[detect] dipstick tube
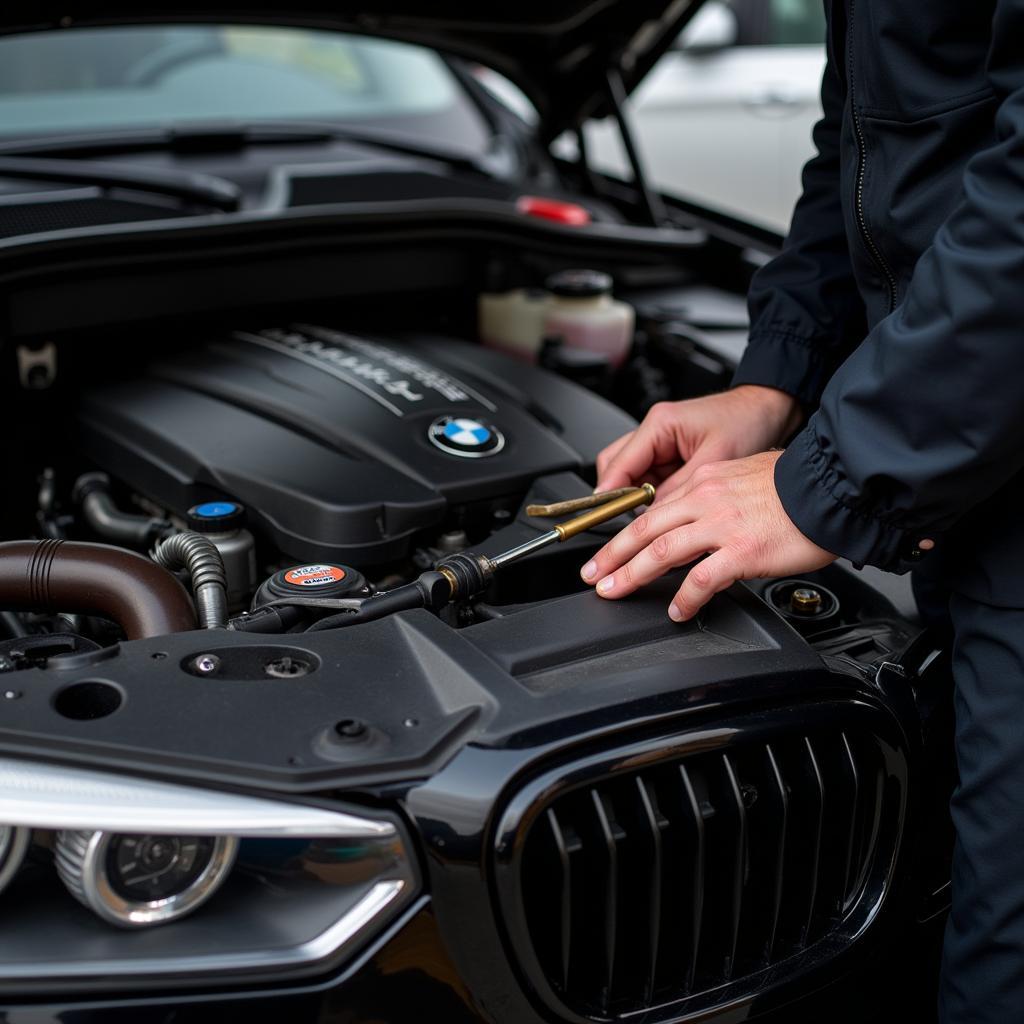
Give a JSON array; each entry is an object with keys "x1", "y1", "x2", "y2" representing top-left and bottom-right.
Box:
[{"x1": 488, "y1": 483, "x2": 654, "y2": 570}]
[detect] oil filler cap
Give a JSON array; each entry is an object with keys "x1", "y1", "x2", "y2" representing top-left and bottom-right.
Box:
[{"x1": 253, "y1": 563, "x2": 369, "y2": 608}]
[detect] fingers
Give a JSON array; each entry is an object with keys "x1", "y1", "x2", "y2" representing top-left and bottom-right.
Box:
[
  {"x1": 586, "y1": 522, "x2": 715, "y2": 600},
  {"x1": 581, "y1": 450, "x2": 836, "y2": 625},
  {"x1": 581, "y1": 499, "x2": 696, "y2": 584},
  {"x1": 596, "y1": 431, "x2": 677, "y2": 492},
  {"x1": 594, "y1": 404, "x2": 684, "y2": 492},
  {"x1": 669, "y1": 549, "x2": 742, "y2": 621}
]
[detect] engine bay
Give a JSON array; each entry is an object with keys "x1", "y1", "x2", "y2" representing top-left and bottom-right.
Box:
[
  {"x1": 0, "y1": 308, "x2": 912, "y2": 654},
  {"x1": 0, "y1": 301, "x2": 919, "y2": 709}
]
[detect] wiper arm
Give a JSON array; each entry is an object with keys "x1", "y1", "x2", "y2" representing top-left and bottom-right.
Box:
[
  {"x1": 0, "y1": 155, "x2": 241, "y2": 212},
  {"x1": 0, "y1": 120, "x2": 512, "y2": 180},
  {"x1": 0, "y1": 124, "x2": 335, "y2": 159}
]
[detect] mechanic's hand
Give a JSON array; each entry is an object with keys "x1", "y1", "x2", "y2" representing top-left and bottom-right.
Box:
[
  {"x1": 595, "y1": 385, "x2": 802, "y2": 505},
  {"x1": 581, "y1": 450, "x2": 835, "y2": 621}
]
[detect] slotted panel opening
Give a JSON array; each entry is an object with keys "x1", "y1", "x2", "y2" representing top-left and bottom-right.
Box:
[{"x1": 512, "y1": 720, "x2": 901, "y2": 1020}]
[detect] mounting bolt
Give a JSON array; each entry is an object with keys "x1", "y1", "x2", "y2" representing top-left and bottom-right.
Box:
[
  {"x1": 790, "y1": 587, "x2": 823, "y2": 615},
  {"x1": 190, "y1": 653, "x2": 221, "y2": 675}
]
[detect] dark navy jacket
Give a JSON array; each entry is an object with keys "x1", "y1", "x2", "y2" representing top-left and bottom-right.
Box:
[{"x1": 732, "y1": 0, "x2": 1024, "y2": 603}]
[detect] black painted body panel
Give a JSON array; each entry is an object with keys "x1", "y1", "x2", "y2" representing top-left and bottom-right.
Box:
[{"x1": 0, "y1": 572, "x2": 824, "y2": 792}]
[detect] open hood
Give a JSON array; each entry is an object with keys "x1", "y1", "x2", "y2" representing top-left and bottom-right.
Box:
[{"x1": 0, "y1": 1, "x2": 703, "y2": 140}]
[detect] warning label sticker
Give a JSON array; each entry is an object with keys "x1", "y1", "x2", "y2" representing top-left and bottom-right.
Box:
[{"x1": 283, "y1": 565, "x2": 347, "y2": 588}]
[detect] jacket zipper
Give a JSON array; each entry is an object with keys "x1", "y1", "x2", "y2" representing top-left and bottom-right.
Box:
[{"x1": 848, "y1": 0, "x2": 898, "y2": 313}]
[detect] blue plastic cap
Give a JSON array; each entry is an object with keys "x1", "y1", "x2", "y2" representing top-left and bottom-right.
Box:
[{"x1": 194, "y1": 501, "x2": 238, "y2": 518}]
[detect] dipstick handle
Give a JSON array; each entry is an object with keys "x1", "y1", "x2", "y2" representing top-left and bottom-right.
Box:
[
  {"x1": 553, "y1": 483, "x2": 655, "y2": 541},
  {"x1": 486, "y1": 484, "x2": 655, "y2": 572}
]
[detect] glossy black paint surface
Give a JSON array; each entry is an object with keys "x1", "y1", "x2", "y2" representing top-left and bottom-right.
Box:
[
  {"x1": 0, "y1": 904, "x2": 488, "y2": 1024},
  {"x1": 404, "y1": 692, "x2": 923, "y2": 1024}
]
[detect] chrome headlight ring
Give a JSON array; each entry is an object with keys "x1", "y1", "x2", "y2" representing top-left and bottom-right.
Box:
[{"x1": 56, "y1": 829, "x2": 239, "y2": 928}]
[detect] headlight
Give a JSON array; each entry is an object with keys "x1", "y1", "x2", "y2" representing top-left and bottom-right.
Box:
[
  {"x1": 0, "y1": 758, "x2": 418, "y2": 992},
  {"x1": 56, "y1": 830, "x2": 239, "y2": 927}
]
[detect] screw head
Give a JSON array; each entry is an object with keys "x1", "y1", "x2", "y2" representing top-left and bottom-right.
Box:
[{"x1": 190, "y1": 653, "x2": 221, "y2": 675}]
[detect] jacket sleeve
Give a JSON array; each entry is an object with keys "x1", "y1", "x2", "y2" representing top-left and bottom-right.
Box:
[
  {"x1": 774, "y1": 0, "x2": 1024, "y2": 572},
  {"x1": 731, "y1": 42, "x2": 867, "y2": 406}
]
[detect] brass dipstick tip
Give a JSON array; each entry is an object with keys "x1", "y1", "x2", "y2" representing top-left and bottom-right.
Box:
[{"x1": 526, "y1": 486, "x2": 636, "y2": 518}]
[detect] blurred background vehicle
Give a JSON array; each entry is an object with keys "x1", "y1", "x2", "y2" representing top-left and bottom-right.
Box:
[{"x1": 479, "y1": 0, "x2": 826, "y2": 234}]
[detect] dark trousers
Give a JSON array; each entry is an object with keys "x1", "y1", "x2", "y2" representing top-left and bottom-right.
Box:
[{"x1": 935, "y1": 592, "x2": 1024, "y2": 1021}]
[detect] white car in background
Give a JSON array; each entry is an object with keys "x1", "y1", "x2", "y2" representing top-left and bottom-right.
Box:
[
  {"x1": 588, "y1": 0, "x2": 826, "y2": 233},
  {"x1": 482, "y1": 0, "x2": 826, "y2": 235}
]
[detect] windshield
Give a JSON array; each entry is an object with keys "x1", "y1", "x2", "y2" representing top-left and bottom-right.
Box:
[{"x1": 0, "y1": 25, "x2": 492, "y2": 151}]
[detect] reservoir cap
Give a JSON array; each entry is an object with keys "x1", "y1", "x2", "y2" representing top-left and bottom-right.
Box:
[
  {"x1": 546, "y1": 268, "x2": 613, "y2": 298},
  {"x1": 254, "y1": 563, "x2": 369, "y2": 608},
  {"x1": 187, "y1": 501, "x2": 246, "y2": 534}
]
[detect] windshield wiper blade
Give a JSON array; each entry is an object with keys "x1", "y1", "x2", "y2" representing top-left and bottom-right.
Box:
[
  {"x1": 0, "y1": 120, "x2": 508, "y2": 180},
  {"x1": 0, "y1": 155, "x2": 241, "y2": 212},
  {"x1": 0, "y1": 124, "x2": 335, "y2": 159}
]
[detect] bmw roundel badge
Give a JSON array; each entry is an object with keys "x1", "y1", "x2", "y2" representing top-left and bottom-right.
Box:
[{"x1": 428, "y1": 416, "x2": 505, "y2": 458}]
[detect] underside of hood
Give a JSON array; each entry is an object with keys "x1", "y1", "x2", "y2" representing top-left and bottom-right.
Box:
[{"x1": 2, "y1": 1, "x2": 703, "y2": 140}]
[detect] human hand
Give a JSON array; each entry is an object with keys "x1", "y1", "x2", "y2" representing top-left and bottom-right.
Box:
[
  {"x1": 581, "y1": 450, "x2": 835, "y2": 621},
  {"x1": 595, "y1": 385, "x2": 802, "y2": 505}
]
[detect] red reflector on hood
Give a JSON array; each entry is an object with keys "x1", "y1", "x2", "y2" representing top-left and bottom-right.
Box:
[{"x1": 516, "y1": 196, "x2": 592, "y2": 226}]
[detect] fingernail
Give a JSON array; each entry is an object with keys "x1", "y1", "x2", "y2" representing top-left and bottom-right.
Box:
[
  {"x1": 597, "y1": 575, "x2": 615, "y2": 594},
  {"x1": 668, "y1": 602, "x2": 683, "y2": 622},
  {"x1": 581, "y1": 560, "x2": 597, "y2": 581}
]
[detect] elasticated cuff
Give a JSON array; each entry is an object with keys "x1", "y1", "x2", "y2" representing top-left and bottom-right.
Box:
[
  {"x1": 731, "y1": 329, "x2": 840, "y2": 408},
  {"x1": 774, "y1": 426, "x2": 916, "y2": 573}
]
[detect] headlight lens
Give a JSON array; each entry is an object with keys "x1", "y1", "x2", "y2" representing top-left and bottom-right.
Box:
[
  {"x1": 56, "y1": 830, "x2": 239, "y2": 927},
  {"x1": 0, "y1": 758, "x2": 418, "y2": 991}
]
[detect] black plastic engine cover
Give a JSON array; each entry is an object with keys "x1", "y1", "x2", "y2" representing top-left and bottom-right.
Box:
[{"x1": 75, "y1": 324, "x2": 635, "y2": 563}]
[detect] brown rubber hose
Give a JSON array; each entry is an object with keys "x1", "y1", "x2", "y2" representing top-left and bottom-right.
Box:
[{"x1": 0, "y1": 540, "x2": 196, "y2": 639}]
